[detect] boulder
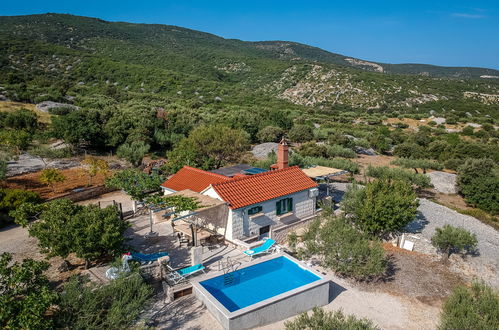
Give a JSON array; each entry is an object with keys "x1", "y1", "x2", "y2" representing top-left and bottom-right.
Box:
[
  {"x1": 353, "y1": 146, "x2": 376, "y2": 156},
  {"x1": 36, "y1": 101, "x2": 79, "y2": 113},
  {"x1": 427, "y1": 171, "x2": 458, "y2": 194},
  {"x1": 251, "y1": 142, "x2": 279, "y2": 159}
]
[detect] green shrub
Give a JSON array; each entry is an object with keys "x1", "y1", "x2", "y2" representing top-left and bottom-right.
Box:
[
  {"x1": 443, "y1": 158, "x2": 463, "y2": 171},
  {"x1": 461, "y1": 126, "x2": 475, "y2": 136},
  {"x1": 116, "y1": 140, "x2": 150, "y2": 166},
  {"x1": 256, "y1": 126, "x2": 284, "y2": 143},
  {"x1": 12, "y1": 199, "x2": 129, "y2": 267},
  {"x1": 289, "y1": 154, "x2": 359, "y2": 174},
  {"x1": 285, "y1": 307, "x2": 379, "y2": 330},
  {"x1": 288, "y1": 124, "x2": 314, "y2": 142},
  {"x1": 0, "y1": 188, "x2": 41, "y2": 226},
  {"x1": 341, "y1": 180, "x2": 419, "y2": 237},
  {"x1": 439, "y1": 282, "x2": 498, "y2": 330},
  {"x1": 393, "y1": 142, "x2": 424, "y2": 158},
  {"x1": 297, "y1": 216, "x2": 387, "y2": 281},
  {"x1": 457, "y1": 158, "x2": 499, "y2": 214},
  {"x1": 326, "y1": 144, "x2": 357, "y2": 158},
  {"x1": 391, "y1": 158, "x2": 443, "y2": 174},
  {"x1": 56, "y1": 273, "x2": 152, "y2": 330},
  {"x1": 366, "y1": 165, "x2": 431, "y2": 188},
  {"x1": 0, "y1": 252, "x2": 57, "y2": 329},
  {"x1": 431, "y1": 225, "x2": 478, "y2": 261}
]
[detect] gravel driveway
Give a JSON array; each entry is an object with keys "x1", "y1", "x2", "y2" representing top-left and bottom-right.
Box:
[
  {"x1": 330, "y1": 183, "x2": 499, "y2": 287},
  {"x1": 409, "y1": 199, "x2": 499, "y2": 287}
]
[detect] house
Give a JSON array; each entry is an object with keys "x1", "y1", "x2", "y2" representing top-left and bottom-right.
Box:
[
  {"x1": 161, "y1": 139, "x2": 319, "y2": 244},
  {"x1": 160, "y1": 166, "x2": 230, "y2": 195},
  {"x1": 202, "y1": 165, "x2": 318, "y2": 242}
]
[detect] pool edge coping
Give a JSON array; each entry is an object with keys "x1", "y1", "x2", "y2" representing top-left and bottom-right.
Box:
[{"x1": 191, "y1": 252, "x2": 331, "y2": 320}]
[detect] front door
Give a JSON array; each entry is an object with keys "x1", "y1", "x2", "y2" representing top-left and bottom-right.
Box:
[{"x1": 259, "y1": 225, "x2": 270, "y2": 240}]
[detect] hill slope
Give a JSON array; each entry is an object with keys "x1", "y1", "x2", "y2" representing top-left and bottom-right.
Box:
[{"x1": 0, "y1": 13, "x2": 498, "y2": 115}]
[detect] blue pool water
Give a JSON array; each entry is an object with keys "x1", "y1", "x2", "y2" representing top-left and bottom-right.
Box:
[{"x1": 200, "y1": 256, "x2": 321, "y2": 312}]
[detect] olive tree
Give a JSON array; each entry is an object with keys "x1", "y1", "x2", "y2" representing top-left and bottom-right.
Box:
[
  {"x1": 431, "y1": 225, "x2": 478, "y2": 262},
  {"x1": 439, "y1": 281, "x2": 498, "y2": 330},
  {"x1": 285, "y1": 307, "x2": 379, "y2": 330},
  {"x1": 0, "y1": 253, "x2": 57, "y2": 329},
  {"x1": 342, "y1": 179, "x2": 419, "y2": 237},
  {"x1": 12, "y1": 199, "x2": 128, "y2": 268}
]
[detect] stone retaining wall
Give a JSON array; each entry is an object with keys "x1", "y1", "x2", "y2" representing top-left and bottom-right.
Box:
[
  {"x1": 272, "y1": 215, "x2": 317, "y2": 243},
  {"x1": 47, "y1": 185, "x2": 117, "y2": 203}
]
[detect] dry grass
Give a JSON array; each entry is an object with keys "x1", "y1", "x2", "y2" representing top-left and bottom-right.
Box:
[{"x1": 0, "y1": 100, "x2": 51, "y2": 124}]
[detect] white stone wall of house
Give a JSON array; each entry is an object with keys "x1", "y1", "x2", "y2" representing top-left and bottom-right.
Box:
[{"x1": 231, "y1": 189, "x2": 316, "y2": 241}]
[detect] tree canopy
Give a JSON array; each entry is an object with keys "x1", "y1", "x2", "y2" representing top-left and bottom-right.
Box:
[
  {"x1": 342, "y1": 180, "x2": 419, "y2": 237},
  {"x1": 12, "y1": 199, "x2": 128, "y2": 267},
  {"x1": 166, "y1": 124, "x2": 250, "y2": 173},
  {"x1": 0, "y1": 253, "x2": 57, "y2": 329}
]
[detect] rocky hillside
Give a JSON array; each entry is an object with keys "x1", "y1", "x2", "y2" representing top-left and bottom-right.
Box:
[{"x1": 0, "y1": 13, "x2": 498, "y2": 117}]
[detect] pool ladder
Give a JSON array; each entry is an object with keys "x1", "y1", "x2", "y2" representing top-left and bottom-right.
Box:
[{"x1": 219, "y1": 256, "x2": 241, "y2": 286}]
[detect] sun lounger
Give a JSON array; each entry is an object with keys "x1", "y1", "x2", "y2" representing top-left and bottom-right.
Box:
[
  {"x1": 243, "y1": 238, "x2": 276, "y2": 259},
  {"x1": 167, "y1": 264, "x2": 206, "y2": 284},
  {"x1": 131, "y1": 251, "x2": 168, "y2": 263}
]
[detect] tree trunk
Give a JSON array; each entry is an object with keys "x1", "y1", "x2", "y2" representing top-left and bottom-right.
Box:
[
  {"x1": 413, "y1": 168, "x2": 419, "y2": 174},
  {"x1": 85, "y1": 259, "x2": 91, "y2": 269},
  {"x1": 441, "y1": 249, "x2": 450, "y2": 264}
]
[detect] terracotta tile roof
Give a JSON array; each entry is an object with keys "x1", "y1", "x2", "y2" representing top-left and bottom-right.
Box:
[
  {"x1": 161, "y1": 166, "x2": 230, "y2": 193},
  {"x1": 210, "y1": 166, "x2": 317, "y2": 209}
]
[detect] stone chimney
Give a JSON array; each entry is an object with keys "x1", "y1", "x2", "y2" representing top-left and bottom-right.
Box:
[{"x1": 272, "y1": 138, "x2": 289, "y2": 170}]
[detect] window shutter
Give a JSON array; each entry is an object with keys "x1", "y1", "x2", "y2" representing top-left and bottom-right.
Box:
[
  {"x1": 287, "y1": 198, "x2": 293, "y2": 212},
  {"x1": 276, "y1": 201, "x2": 281, "y2": 215}
]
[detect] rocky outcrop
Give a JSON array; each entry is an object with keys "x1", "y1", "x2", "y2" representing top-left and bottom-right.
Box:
[{"x1": 36, "y1": 101, "x2": 79, "y2": 113}]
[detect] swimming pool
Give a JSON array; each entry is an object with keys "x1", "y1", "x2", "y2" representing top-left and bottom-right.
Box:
[
  {"x1": 193, "y1": 253, "x2": 330, "y2": 329},
  {"x1": 200, "y1": 255, "x2": 321, "y2": 312}
]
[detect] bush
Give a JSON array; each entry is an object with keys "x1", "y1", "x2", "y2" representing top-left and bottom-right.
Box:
[
  {"x1": 439, "y1": 282, "x2": 498, "y2": 330},
  {"x1": 342, "y1": 180, "x2": 419, "y2": 237},
  {"x1": 256, "y1": 125, "x2": 284, "y2": 143},
  {"x1": 0, "y1": 188, "x2": 41, "y2": 226},
  {"x1": 391, "y1": 158, "x2": 443, "y2": 174},
  {"x1": 296, "y1": 142, "x2": 328, "y2": 158},
  {"x1": 2, "y1": 109, "x2": 38, "y2": 132},
  {"x1": 12, "y1": 199, "x2": 129, "y2": 267},
  {"x1": 297, "y1": 216, "x2": 387, "y2": 281},
  {"x1": 366, "y1": 165, "x2": 431, "y2": 188},
  {"x1": 285, "y1": 307, "x2": 379, "y2": 330},
  {"x1": 443, "y1": 158, "x2": 463, "y2": 171},
  {"x1": 39, "y1": 168, "x2": 66, "y2": 192},
  {"x1": 461, "y1": 125, "x2": 475, "y2": 136},
  {"x1": 457, "y1": 158, "x2": 499, "y2": 214},
  {"x1": 431, "y1": 225, "x2": 478, "y2": 261},
  {"x1": 326, "y1": 144, "x2": 356, "y2": 158},
  {"x1": 116, "y1": 140, "x2": 150, "y2": 166},
  {"x1": 288, "y1": 124, "x2": 314, "y2": 142},
  {"x1": 393, "y1": 142, "x2": 424, "y2": 158},
  {"x1": 56, "y1": 273, "x2": 152, "y2": 330},
  {"x1": 0, "y1": 253, "x2": 57, "y2": 329}
]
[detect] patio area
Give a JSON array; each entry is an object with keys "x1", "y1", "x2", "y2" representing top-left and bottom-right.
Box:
[{"x1": 125, "y1": 211, "x2": 248, "y2": 274}]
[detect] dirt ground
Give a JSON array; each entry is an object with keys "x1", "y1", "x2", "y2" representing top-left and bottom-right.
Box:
[
  {"x1": 4, "y1": 167, "x2": 109, "y2": 199},
  {"x1": 366, "y1": 244, "x2": 465, "y2": 305}
]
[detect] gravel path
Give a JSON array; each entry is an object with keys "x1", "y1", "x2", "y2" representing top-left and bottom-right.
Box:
[
  {"x1": 409, "y1": 199, "x2": 499, "y2": 287},
  {"x1": 329, "y1": 183, "x2": 499, "y2": 287}
]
